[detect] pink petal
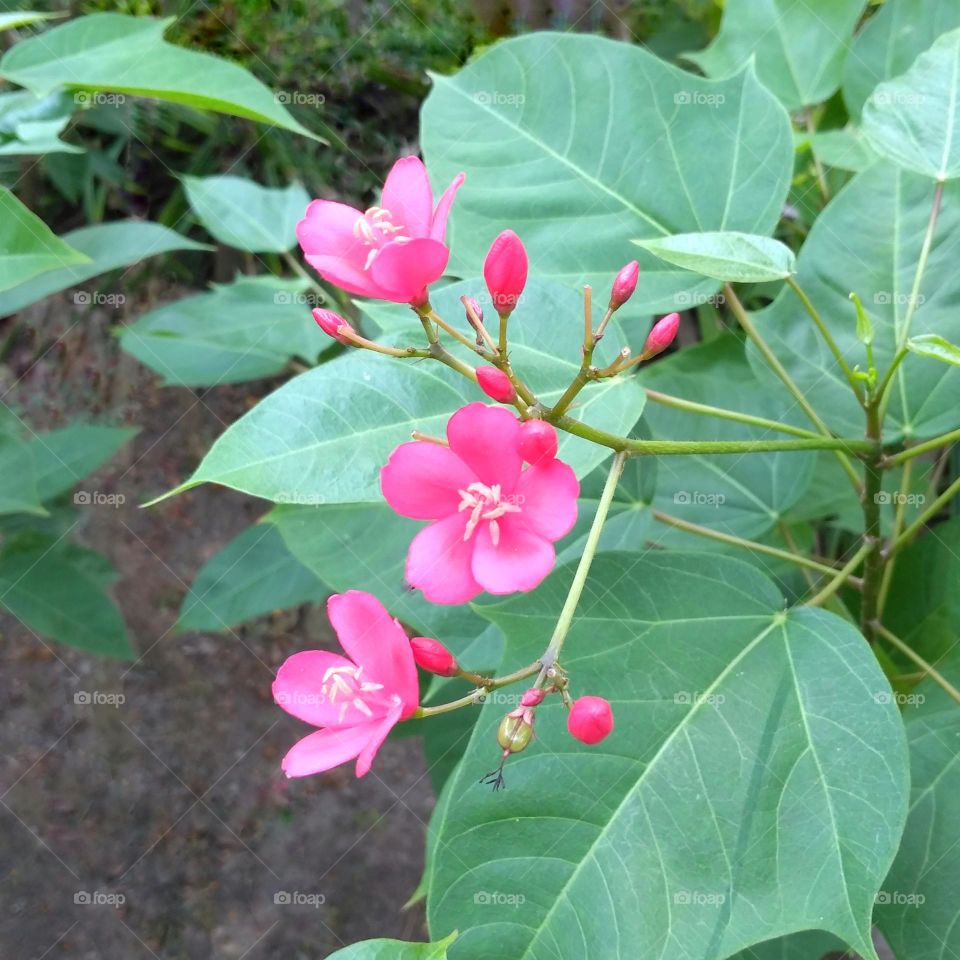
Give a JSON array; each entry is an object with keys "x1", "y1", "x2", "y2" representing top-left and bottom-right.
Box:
[
  {"x1": 406, "y1": 512, "x2": 481, "y2": 605},
  {"x1": 514, "y1": 459, "x2": 580, "y2": 541},
  {"x1": 446, "y1": 403, "x2": 522, "y2": 489},
  {"x1": 355, "y1": 700, "x2": 404, "y2": 777},
  {"x1": 273, "y1": 650, "x2": 387, "y2": 728},
  {"x1": 369, "y1": 237, "x2": 450, "y2": 303},
  {"x1": 430, "y1": 172, "x2": 465, "y2": 242},
  {"x1": 472, "y1": 516, "x2": 556, "y2": 595},
  {"x1": 296, "y1": 199, "x2": 365, "y2": 260},
  {"x1": 380, "y1": 156, "x2": 434, "y2": 238},
  {"x1": 281, "y1": 723, "x2": 376, "y2": 778},
  {"x1": 327, "y1": 591, "x2": 419, "y2": 714},
  {"x1": 305, "y1": 253, "x2": 393, "y2": 300},
  {"x1": 381, "y1": 441, "x2": 475, "y2": 520}
]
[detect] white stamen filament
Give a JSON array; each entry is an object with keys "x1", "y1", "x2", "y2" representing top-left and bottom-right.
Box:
[
  {"x1": 457, "y1": 481, "x2": 522, "y2": 545},
  {"x1": 352, "y1": 206, "x2": 410, "y2": 271}
]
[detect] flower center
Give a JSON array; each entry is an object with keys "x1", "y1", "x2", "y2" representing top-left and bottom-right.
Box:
[
  {"x1": 457, "y1": 481, "x2": 523, "y2": 547},
  {"x1": 352, "y1": 206, "x2": 411, "y2": 270},
  {"x1": 321, "y1": 663, "x2": 393, "y2": 724}
]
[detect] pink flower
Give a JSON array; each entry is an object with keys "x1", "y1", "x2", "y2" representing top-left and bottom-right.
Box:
[
  {"x1": 312, "y1": 307, "x2": 355, "y2": 345},
  {"x1": 643, "y1": 312, "x2": 680, "y2": 358},
  {"x1": 518, "y1": 419, "x2": 558, "y2": 465},
  {"x1": 567, "y1": 696, "x2": 614, "y2": 744},
  {"x1": 272, "y1": 591, "x2": 420, "y2": 778},
  {"x1": 380, "y1": 403, "x2": 579, "y2": 604},
  {"x1": 609, "y1": 260, "x2": 639, "y2": 309},
  {"x1": 409, "y1": 636, "x2": 459, "y2": 677},
  {"x1": 296, "y1": 156, "x2": 465, "y2": 304},
  {"x1": 483, "y1": 230, "x2": 528, "y2": 314}
]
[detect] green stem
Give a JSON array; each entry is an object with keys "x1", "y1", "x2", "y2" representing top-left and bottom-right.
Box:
[
  {"x1": 806, "y1": 543, "x2": 869, "y2": 608},
  {"x1": 785, "y1": 276, "x2": 863, "y2": 401},
  {"x1": 883, "y1": 426, "x2": 960, "y2": 468},
  {"x1": 887, "y1": 473, "x2": 960, "y2": 558},
  {"x1": 413, "y1": 661, "x2": 542, "y2": 718},
  {"x1": 652, "y1": 510, "x2": 859, "y2": 582},
  {"x1": 876, "y1": 457, "x2": 914, "y2": 616},
  {"x1": 873, "y1": 622, "x2": 960, "y2": 707},
  {"x1": 540, "y1": 451, "x2": 627, "y2": 671},
  {"x1": 859, "y1": 401, "x2": 884, "y2": 639},
  {"x1": 723, "y1": 284, "x2": 863, "y2": 493},
  {"x1": 645, "y1": 388, "x2": 824, "y2": 440},
  {"x1": 899, "y1": 179, "x2": 944, "y2": 348}
]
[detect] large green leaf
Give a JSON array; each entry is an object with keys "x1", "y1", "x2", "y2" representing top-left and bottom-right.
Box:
[
  {"x1": 641, "y1": 336, "x2": 816, "y2": 545},
  {"x1": 747, "y1": 164, "x2": 960, "y2": 443},
  {"x1": 421, "y1": 33, "x2": 793, "y2": 313},
  {"x1": 634, "y1": 231, "x2": 796, "y2": 283},
  {"x1": 163, "y1": 279, "x2": 645, "y2": 503},
  {"x1": 729, "y1": 931, "x2": 846, "y2": 960},
  {"x1": 686, "y1": 0, "x2": 867, "y2": 112},
  {"x1": 0, "y1": 188, "x2": 88, "y2": 292},
  {"x1": 121, "y1": 276, "x2": 323, "y2": 386},
  {"x1": 182, "y1": 175, "x2": 310, "y2": 253},
  {"x1": 0, "y1": 543, "x2": 132, "y2": 657},
  {"x1": 0, "y1": 433, "x2": 42, "y2": 515},
  {"x1": 177, "y1": 522, "x2": 326, "y2": 632},
  {"x1": 862, "y1": 28, "x2": 960, "y2": 181},
  {"x1": 427, "y1": 552, "x2": 908, "y2": 960},
  {"x1": 28, "y1": 424, "x2": 136, "y2": 502},
  {"x1": 0, "y1": 220, "x2": 211, "y2": 316},
  {"x1": 808, "y1": 127, "x2": 878, "y2": 173},
  {"x1": 843, "y1": 0, "x2": 960, "y2": 117},
  {"x1": 326, "y1": 933, "x2": 457, "y2": 960},
  {"x1": 0, "y1": 89, "x2": 81, "y2": 156},
  {"x1": 0, "y1": 13, "x2": 319, "y2": 139}
]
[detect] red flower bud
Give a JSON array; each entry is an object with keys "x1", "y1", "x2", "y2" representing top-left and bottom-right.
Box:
[
  {"x1": 567, "y1": 696, "x2": 614, "y2": 745},
  {"x1": 520, "y1": 687, "x2": 545, "y2": 707},
  {"x1": 409, "y1": 636, "x2": 458, "y2": 677},
  {"x1": 476, "y1": 366, "x2": 517, "y2": 404},
  {"x1": 643, "y1": 312, "x2": 680, "y2": 358},
  {"x1": 609, "y1": 260, "x2": 639, "y2": 310},
  {"x1": 483, "y1": 230, "x2": 528, "y2": 314},
  {"x1": 312, "y1": 308, "x2": 356, "y2": 345},
  {"x1": 518, "y1": 419, "x2": 558, "y2": 465}
]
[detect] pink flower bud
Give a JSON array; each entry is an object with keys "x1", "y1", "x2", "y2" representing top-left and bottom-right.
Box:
[
  {"x1": 609, "y1": 260, "x2": 639, "y2": 309},
  {"x1": 409, "y1": 636, "x2": 458, "y2": 677},
  {"x1": 483, "y1": 230, "x2": 528, "y2": 314},
  {"x1": 518, "y1": 419, "x2": 558, "y2": 465},
  {"x1": 463, "y1": 296, "x2": 484, "y2": 325},
  {"x1": 567, "y1": 696, "x2": 614, "y2": 745},
  {"x1": 520, "y1": 687, "x2": 545, "y2": 707},
  {"x1": 476, "y1": 366, "x2": 517, "y2": 404},
  {"x1": 312, "y1": 308, "x2": 356, "y2": 345},
  {"x1": 643, "y1": 312, "x2": 680, "y2": 358}
]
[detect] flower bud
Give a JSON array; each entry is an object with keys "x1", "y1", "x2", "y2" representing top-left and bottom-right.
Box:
[
  {"x1": 483, "y1": 230, "x2": 528, "y2": 315},
  {"x1": 609, "y1": 260, "x2": 639, "y2": 310},
  {"x1": 567, "y1": 696, "x2": 614, "y2": 745},
  {"x1": 497, "y1": 710, "x2": 534, "y2": 754},
  {"x1": 476, "y1": 366, "x2": 517, "y2": 404},
  {"x1": 463, "y1": 296, "x2": 484, "y2": 326},
  {"x1": 313, "y1": 308, "x2": 356, "y2": 345},
  {"x1": 409, "y1": 636, "x2": 458, "y2": 677},
  {"x1": 520, "y1": 687, "x2": 545, "y2": 707},
  {"x1": 642, "y1": 312, "x2": 680, "y2": 358},
  {"x1": 518, "y1": 419, "x2": 558, "y2": 465}
]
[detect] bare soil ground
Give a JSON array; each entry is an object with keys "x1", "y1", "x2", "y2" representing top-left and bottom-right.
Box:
[{"x1": 0, "y1": 286, "x2": 433, "y2": 959}]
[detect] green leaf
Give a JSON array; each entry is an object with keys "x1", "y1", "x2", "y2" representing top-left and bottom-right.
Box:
[
  {"x1": 808, "y1": 127, "x2": 878, "y2": 173},
  {"x1": 428, "y1": 552, "x2": 908, "y2": 960},
  {"x1": 641, "y1": 336, "x2": 816, "y2": 545},
  {"x1": 0, "y1": 13, "x2": 320, "y2": 140},
  {"x1": 0, "y1": 187, "x2": 89, "y2": 292},
  {"x1": 728, "y1": 930, "x2": 847, "y2": 960},
  {"x1": 0, "y1": 89, "x2": 81, "y2": 156},
  {"x1": 0, "y1": 11, "x2": 62, "y2": 31},
  {"x1": 325, "y1": 932, "x2": 457, "y2": 960},
  {"x1": 121, "y1": 276, "x2": 323, "y2": 387},
  {"x1": 747, "y1": 164, "x2": 960, "y2": 443},
  {"x1": 177, "y1": 522, "x2": 326, "y2": 632},
  {"x1": 843, "y1": 0, "x2": 960, "y2": 118},
  {"x1": 0, "y1": 220, "x2": 211, "y2": 316},
  {"x1": 163, "y1": 278, "x2": 644, "y2": 503},
  {"x1": 0, "y1": 543, "x2": 133, "y2": 657},
  {"x1": 633, "y1": 231, "x2": 796, "y2": 283},
  {"x1": 421, "y1": 33, "x2": 793, "y2": 313},
  {"x1": 849, "y1": 291, "x2": 875, "y2": 346},
  {"x1": 182, "y1": 175, "x2": 311, "y2": 253},
  {"x1": 0, "y1": 433, "x2": 43, "y2": 515},
  {"x1": 686, "y1": 0, "x2": 867, "y2": 112},
  {"x1": 906, "y1": 332, "x2": 960, "y2": 366},
  {"x1": 862, "y1": 28, "x2": 960, "y2": 181},
  {"x1": 28, "y1": 424, "x2": 136, "y2": 502}
]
